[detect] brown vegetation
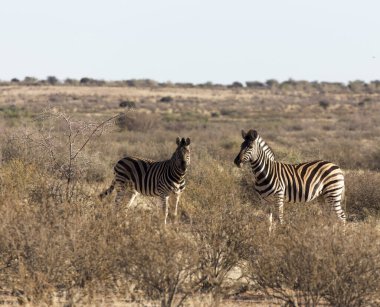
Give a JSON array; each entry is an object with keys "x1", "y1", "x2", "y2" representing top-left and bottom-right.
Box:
[{"x1": 0, "y1": 84, "x2": 379, "y2": 306}]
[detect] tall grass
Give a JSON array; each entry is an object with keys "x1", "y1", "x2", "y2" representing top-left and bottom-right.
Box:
[{"x1": 0, "y1": 85, "x2": 380, "y2": 305}]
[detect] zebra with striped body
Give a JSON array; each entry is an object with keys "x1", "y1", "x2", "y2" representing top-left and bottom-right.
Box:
[
  {"x1": 234, "y1": 129, "x2": 346, "y2": 225},
  {"x1": 100, "y1": 137, "x2": 191, "y2": 224}
]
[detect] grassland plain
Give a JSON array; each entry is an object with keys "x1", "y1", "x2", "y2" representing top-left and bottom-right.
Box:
[{"x1": 0, "y1": 84, "x2": 379, "y2": 306}]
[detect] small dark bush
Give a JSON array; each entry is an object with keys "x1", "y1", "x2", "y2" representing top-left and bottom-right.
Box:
[
  {"x1": 220, "y1": 108, "x2": 238, "y2": 116},
  {"x1": 319, "y1": 100, "x2": 330, "y2": 109},
  {"x1": 159, "y1": 96, "x2": 174, "y2": 103},
  {"x1": 11, "y1": 78, "x2": 20, "y2": 83},
  {"x1": 119, "y1": 100, "x2": 136, "y2": 108},
  {"x1": 116, "y1": 112, "x2": 159, "y2": 132}
]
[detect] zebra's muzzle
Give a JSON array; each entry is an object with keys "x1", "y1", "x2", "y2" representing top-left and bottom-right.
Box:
[
  {"x1": 234, "y1": 155, "x2": 242, "y2": 168},
  {"x1": 180, "y1": 160, "x2": 188, "y2": 170}
]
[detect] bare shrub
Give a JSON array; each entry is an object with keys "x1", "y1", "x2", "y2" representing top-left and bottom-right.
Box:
[
  {"x1": 0, "y1": 195, "x2": 126, "y2": 305},
  {"x1": 116, "y1": 112, "x2": 159, "y2": 132},
  {"x1": 345, "y1": 170, "x2": 380, "y2": 220},
  {"x1": 184, "y1": 153, "x2": 259, "y2": 303},
  {"x1": 1, "y1": 111, "x2": 122, "y2": 204},
  {"x1": 322, "y1": 223, "x2": 380, "y2": 306},
  {"x1": 243, "y1": 213, "x2": 380, "y2": 307},
  {"x1": 0, "y1": 105, "x2": 28, "y2": 120},
  {"x1": 119, "y1": 213, "x2": 202, "y2": 307},
  {"x1": 320, "y1": 141, "x2": 379, "y2": 170}
]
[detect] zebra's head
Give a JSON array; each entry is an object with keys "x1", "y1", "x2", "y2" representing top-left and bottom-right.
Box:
[
  {"x1": 174, "y1": 137, "x2": 191, "y2": 171},
  {"x1": 234, "y1": 129, "x2": 259, "y2": 168}
]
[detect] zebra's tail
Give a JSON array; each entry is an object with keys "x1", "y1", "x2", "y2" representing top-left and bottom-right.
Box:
[
  {"x1": 99, "y1": 179, "x2": 116, "y2": 200},
  {"x1": 342, "y1": 184, "x2": 347, "y2": 219}
]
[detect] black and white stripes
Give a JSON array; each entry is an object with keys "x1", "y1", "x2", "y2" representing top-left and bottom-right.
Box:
[
  {"x1": 100, "y1": 137, "x2": 191, "y2": 224},
  {"x1": 234, "y1": 129, "x2": 346, "y2": 224}
]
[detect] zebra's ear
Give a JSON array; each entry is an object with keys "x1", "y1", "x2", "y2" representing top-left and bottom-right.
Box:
[
  {"x1": 241, "y1": 130, "x2": 247, "y2": 139},
  {"x1": 248, "y1": 130, "x2": 258, "y2": 140},
  {"x1": 176, "y1": 137, "x2": 181, "y2": 146},
  {"x1": 185, "y1": 138, "x2": 191, "y2": 145}
]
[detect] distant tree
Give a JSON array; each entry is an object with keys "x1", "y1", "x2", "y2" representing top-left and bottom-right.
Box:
[
  {"x1": 11, "y1": 78, "x2": 20, "y2": 83},
  {"x1": 229, "y1": 81, "x2": 244, "y2": 88},
  {"x1": 80, "y1": 77, "x2": 91, "y2": 84},
  {"x1": 64, "y1": 78, "x2": 79, "y2": 85},
  {"x1": 293, "y1": 80, "x2": 313, "y2": 92},
  {"x1": 23, "y1": 76, "x2": 38, "y2": 84},
  {"x1": 197, "y1": 81, "x2": 214, "y2": 88},
  {"x1": 78, "y1": 77, "x2": 105, "y2": 85},
  {"x1": 266, "y1": 79, "x2": 279, "y2": 89},
  {"x1": 246, "y1": 81, "x2": 265, "y2": 89},
  {"x1": 348, "y1": 80, "x2": 367, "y2": 93},
  {"x1": 280, "y1": 79, "x2": 297, "y2": 90},
  {"x1": 47, "y1": 76, "x2": 59, "y2": 85},
  {"x1": 320, "y1": 82, "x2": 347, "y2": 93},
  {"x1": 125, "y1": 79, "x2": 158, "y2": 87},
  {"x1": 157, "y1": 81, "x2": 174, "y2": 87},
  {"x1": 174, "y1": 82, "x2": 194, "y2": 88},
  {"x1": 368, "y1": 80, "x2": 380, "y2": 92}
]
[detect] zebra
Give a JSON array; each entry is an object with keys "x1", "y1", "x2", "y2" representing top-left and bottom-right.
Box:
[
  {"x1": 100, "y1": 137, "x2": 191, "y2": 224},
  {"x1": 234, "y1": 129, "x2": 346, "y2": 226}
]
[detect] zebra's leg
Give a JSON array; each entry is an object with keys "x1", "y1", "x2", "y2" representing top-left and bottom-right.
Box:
[
  {"x1": 268, "y1": 211, "x2": 273, "y2": 234},
  {"x1": 174, "y1": 193, "x2": 181, "y2": 220},
  {"x1": 114, "y1": 180, "x2": 127, "y2": 205},
  {"x1": 323, "y1": 192, "x2": 346, "y2": 224},
  {"x1": 127, "y1": 190, "x2": 139, "y2": 208},
  {"x1": 160, "y1": 195, "x2": 170, "y2": 225},
  {"x1": 275, "y1": 194, "x2": 285, "y2": 224}
]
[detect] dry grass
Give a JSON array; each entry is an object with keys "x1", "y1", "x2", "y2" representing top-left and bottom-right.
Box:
[{"x1": 0, "y1": 85, "x2": 380, "y2": 306}]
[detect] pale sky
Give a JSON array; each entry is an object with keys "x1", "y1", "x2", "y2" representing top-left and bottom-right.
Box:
[{"x1": 1, "y1": 0, "x2": 379, "y2": 84}]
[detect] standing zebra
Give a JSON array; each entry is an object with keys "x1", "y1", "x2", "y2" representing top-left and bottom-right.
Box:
[
  {"x1": 234, "y1": 129, "x2": 346, "y2": 225},
  {"x1": 100, "y1": 137, "x2": 191, "y2": 224}
]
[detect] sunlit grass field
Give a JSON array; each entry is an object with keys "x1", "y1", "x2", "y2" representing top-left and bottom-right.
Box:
[{"x1": 0, "y1": 84, "x2": 379, "y2": 306}]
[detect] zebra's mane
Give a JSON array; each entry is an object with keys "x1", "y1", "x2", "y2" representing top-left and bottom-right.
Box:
[
  {"x1": 257, "y1": 135, "x2": 275, "y2": 161},
  {"x1": 128, "y1": 155, "x2": 156, "y2": 163}
]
